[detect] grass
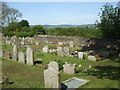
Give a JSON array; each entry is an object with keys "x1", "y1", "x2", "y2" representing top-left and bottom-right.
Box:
[{"x1": 2, "y1": 44, "x2": 120, "y2": 88}]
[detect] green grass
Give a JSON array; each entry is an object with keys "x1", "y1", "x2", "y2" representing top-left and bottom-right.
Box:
[{"x1": 2, "y1": 45, "x2": 119, "y2": 88}]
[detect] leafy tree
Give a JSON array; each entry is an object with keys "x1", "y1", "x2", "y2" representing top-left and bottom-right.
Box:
[
  {"x1": 1, "y1": 2, "x2": 22, "y2": 26},
  {"x1": 31, "y1": 25, "x2": 46, "y2": 35},
  {"x1": 19, "y1": 19, "x2": 30, "y2": 27},
  {"x1": 21, "y1": 26, "x2": 31, "y2": 32},
  {"x1": 96, "y1": 3, "x2": 120, "y2": 39}
]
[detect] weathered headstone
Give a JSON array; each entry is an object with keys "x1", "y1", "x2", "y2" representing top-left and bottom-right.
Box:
[
  {"x1": 63, "y1": 64, "x2": 75, "y2": 75},
  {"x1": 88, "y1": 55, "x2": 97, "y2": 61},
  {"x1": 18, "y1": 51, "x2": 25, "y2": 63},
  {"x1": 42, "y1": 45, "x2": 49, "y2": 53},
  {"x1": 57, "y1": 47, "x2": 62, "y2": 51},
  {"x1": 21, "y1": 40, "x2": 24, "y2": 45},
  {"x1": 57, "y1": 51, "x2": 64, "y2": 56},
  {"x1": 26, "y1": 47, "x2": 34, "y2": 65},
  {"x1": 48, "y1": 61, "x2": 59, "y2": 71},
  {"x1": 44, "y1": 68, "x2": 61, "y2": 88},
  {"x1": 63, "y1": 47, "x2": 69, "y2": 56},
  {"x1": 35, "y1": 41, "x2": 39, "y2": 45},
  {"x1": 12, "y1": 45, "x2": 18, "y2": 61},
  {"x1": 69, "y1": 41, "x2": 74, "y2": 47},
  {"x1": 78, "y1": 52, "x2": 84, "y2": 59}
]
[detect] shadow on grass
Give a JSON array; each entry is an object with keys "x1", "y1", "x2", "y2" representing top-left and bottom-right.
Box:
[{"x1": 85, "y1": 65, "x2": 120, "y2": 80}]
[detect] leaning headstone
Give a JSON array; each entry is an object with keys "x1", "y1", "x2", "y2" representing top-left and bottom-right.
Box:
[
  {"x1": 12, "y1": 44, "x2": 18, "y2": 61},
  {"x1": 69, "y1": 41, "x2": 73, "y2": 47},
  {"x1": 88, "y1": 55, "x2": 97, "y2": 61},
  {"x1": 63, "y1": 47, "x2": 69, "y2": 56},
  {"x1": 26, "y1": 47, "x2": 34, "y2": 65},
  {"x1": 63, "y1": 64, "x2": 75, "y2": 75},
  {"x1": 18, "y1": 51, "x2": 25, "y2": 63},
  {"x1": 44, "y1": 68, "x2": 61, "y2": 88},
  {"x1": 78, "y1": 52, "x2": 84, "y2": 59},
  {"x1": 48, "y1": 61, "x2": 59, "y2": 71},
  {"x1": 42, "y1": 45, "x2": 49, "y2": 53}
]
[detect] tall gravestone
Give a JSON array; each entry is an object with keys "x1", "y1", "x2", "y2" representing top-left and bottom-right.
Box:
[
  {"x1": 63, "y1": 64, "x2": 75, "y2": 75},
  {"x1": 69, "y1": 41, "x2": 73, "y2": 47},
  {"x1": 44, "y1": 68, "x2": 61, "y2": 88},
  {"x1": 12, "y1": 44, "x2": 18, "y2": 61},
  {"x1": 48, "y1": 61, "x2": 59, "y2": 71},
  {"x1": 57, "y1": 47, "x2": 63, "y2": 56},
  {"x1": 63, "y1": 47, "x2": 69, "y2": 56},
  {"x1": 26, "y1": 47, "x2": 34, "y2": 65},
  {"x1": 18, "y1": 51, "x2": 25, "y2": 63},
  {"x1": 42, "y1": 45, "x2": 49, "y2": 53},
  {"x1": 78, "y1": 52, "x2": 84, "y2": 59}
]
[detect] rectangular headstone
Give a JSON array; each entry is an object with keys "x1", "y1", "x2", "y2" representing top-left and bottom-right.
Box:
[
  {"x1": 78, "y1": 52, "x2": 84, "y2": 59},
  {"x1": 63, "y1": 47, "x2": 69, "y2": 56},
  {"x1": 18, "y1": 51, "x2": 25, "y2": 63},
  {"x1": 44, "y1": 68, "x2": 61, "y2": 88},
  {"x1": 26, "y1": 47, "x2": 34, "y2": 65},
  {"x1": 12, "y1": 45, "x2": 18, "y2": 61},
  {"x1": 63, "y1": 64, "x2": 75, "y2": 75},
  {"x1": 69, "y1": 41, "x2": 74, "y2": 47},
  {"x1": 88, "y1": 55, "x2": 97, "y2": 61}
]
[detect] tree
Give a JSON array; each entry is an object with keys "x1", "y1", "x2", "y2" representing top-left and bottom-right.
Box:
[
  {"x1": 19, "y1": 19, "x2": 30, "y2": 27},
  {"x1": 96, "y1": 3, "x2": 120, "y2": 39},
  {"x1": 31, "y1": 25, "x2": 46, "y2": 35},
  {"x1": 1, "y1": 2, "x2": 22, "y2": 26}
]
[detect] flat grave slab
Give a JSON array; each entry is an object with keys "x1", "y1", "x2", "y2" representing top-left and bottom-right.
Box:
[{"x1": 62, "y1": 77, "x2": 89, "y2": 90}]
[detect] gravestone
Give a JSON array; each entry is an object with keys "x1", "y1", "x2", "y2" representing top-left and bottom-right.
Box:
[
  {"x1": 35, "y1": 41, "x2": 39, "y2": 45},
  {"x1": 69, "y1": 41, "x2": 73, "y2": 47},
  {"x1": 3, "y1": 51, "x2": 11, "y2": 59},
  {"x1": 18, "y1": 51, "x2": 25, "y2": 63},
  {"x1": 88, "y1": 55, "x2": 97, "y2": 61},
  {"x1": 57, "y1": 47, "x2": 62, "y2": 51},
  {"x1": 78, "y1": 52, "x2": 84, "y2": 59},
  {"x1": 44, "y1": 68, "x2": 61, "y2": 88},
  {"x1": 63, "y1": 47, "x2": 69, "y2": 56},
  {"x1": 21, "y1": 40, "x2": 24, "y2": 45},
  {"x1": 42, "y1": 45, "x2": 49, "y2": 53},
  {"x1": 12, "y1": 45, "x2": 18, "y2": 61},
  {"x1": 63, "y1": 64, "x2": 75, "y2": 75},
  {"x1": 57, "y1": 51, "x2": 64, "y2": 56},
  {"x1": 48, "y1": 61, "x2": 59, "y2": 71},
  {"x1": 26, "y1": 47, "x2": 34, "y2": 65},
  {"x1": 58, "y1": 42, "x2": 63, "y2": 45}
]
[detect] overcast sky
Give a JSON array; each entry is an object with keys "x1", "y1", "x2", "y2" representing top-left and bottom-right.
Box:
[{"x1": 7, "y1": 2, "x2": 118, "y2": 25}]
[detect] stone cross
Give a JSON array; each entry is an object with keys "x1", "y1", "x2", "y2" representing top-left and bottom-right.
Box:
[
  {"x1": 78, "y1": 52, "x2": 84, "y2": 59},
  {"x1": 44, "y1": 68, "x2": 61, "y2": 88},
  {"x1": 63, "y1": 64, "x2": 75, "y2": 75},
  {"x1": 12, "y1": 44, "x2": 18, "y2": 61},
  {"x1": 26, "y1": 47, "x2": 34, "y2": 65},
  {"x1": 18, "y1": 51, "x2": 25, "y2": 63}
]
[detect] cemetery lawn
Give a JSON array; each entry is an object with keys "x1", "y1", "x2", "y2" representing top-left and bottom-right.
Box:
[{"x1": 2, "y1": 51, "x2": 119, "y2": 88}]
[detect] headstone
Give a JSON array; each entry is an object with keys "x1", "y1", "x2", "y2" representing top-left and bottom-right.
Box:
[
  {"x1": 35, "y1": 41, "x2": 39, "y2": 45},
  {"x1": 12, "y1": 45, "x2": 18, "y2": 61},
  {"x1": 63, "y1": 64, "x2": 75, "y2": 75},
  {"x1": 48, "y1": 61, "x2": 59, "y2": 71},
  {"x1": 21, "y1": 40, "x2": 24, "y2": 45},
  {"x1": 57, "y1": 51, "x2": 64, "y2": 56},
  {"x1": 57, "y1": 47, "x2": 62, "y2": 51},
  {"x1": 88, "y1": 55, "x2": 97, "y2": 61},
  {"x1": 42, "y1": 45, "x2": 49, "y2": 53},
  {"x1": 18, "y1": 51, "x2": 25, "y2": 63},
  {"x1": 44, "y1": 68, "x2": 61, "y2": 88},
  {"x1": 69, "y1": 41, "x2": 73, "y2": 47},
  {"x1": 58, "y1": 42, "x2": 63, "y2": 45},
  {"x1": 26, "y1": 47, "x2": 34, "y2": 65},
  {"x1": 3, "y1": 51, "x2": 11, "y2": 59},
  {"x1": 78, "y1": 52, "x2": 84, "y2": 59},
  {"x1": 63, "y1": 47, "x2": 69, "y2": 56}
]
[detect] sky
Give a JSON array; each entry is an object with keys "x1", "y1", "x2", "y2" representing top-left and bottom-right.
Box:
[{"x1": 7, "y1": 2, "x2": 118, "y2": 25}]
